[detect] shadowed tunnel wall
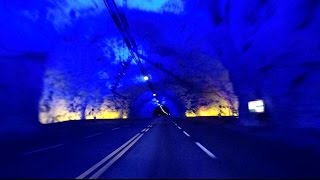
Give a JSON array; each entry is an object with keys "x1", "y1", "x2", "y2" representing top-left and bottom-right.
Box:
[
  {"x1": 0, "y1": 53, "x2": 47, "y2": 134},
  {"x1": 219, "y1": 0, "x2": 320, "y2": 127}
]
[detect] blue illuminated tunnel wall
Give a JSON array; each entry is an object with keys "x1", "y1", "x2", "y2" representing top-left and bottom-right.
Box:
[
  {"x1": 2, "y1": 0, "x2": 319, "y2": 132},
  {"x1": 32, "y1": 0, "x2": 239, "y2": 123}
]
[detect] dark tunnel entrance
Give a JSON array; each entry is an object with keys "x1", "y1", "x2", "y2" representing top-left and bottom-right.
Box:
[{"x1": 153, "y1": 105, "x2": 170, "y2": 117}]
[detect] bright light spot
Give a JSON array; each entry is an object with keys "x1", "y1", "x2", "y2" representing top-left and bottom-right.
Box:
[
  {"x1": 197, "y1": 106, "x2": 220, "y2": 116},
  {"x1": 115, "y1": 0, "x2": 184, "y2": 14},
  {"x1": 122, "y1": 115, "x2": 128, "y2": 119},
  {"x1": 87, "y1": 111, "x2": 120, "y2": 119},
  {"x1": 153, "y1": 93, "x2": 157, "y2": 97},
  {"x1": 144, "y1": 76, "x2": 149, "y2": 81},
  {"x1": 248, "y1": 100, "x2": 265, "y2": 113}
]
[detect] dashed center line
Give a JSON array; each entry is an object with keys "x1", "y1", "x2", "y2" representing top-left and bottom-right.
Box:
[
  {"x1": 195, "y1": 142, "x2": 217, "y2": 159},
  {"x1": 183, "y1": 131, "x2": 190, "y2": 137},
  {"x1": 173, "y1": 122, "x2": 217, "y2": 160},
  {"x1": 85, "y1": 132, "x2": 103, "y2": 139},
  {"x1": 24, "y1": 144, "x2": 64, "y2": 155}
]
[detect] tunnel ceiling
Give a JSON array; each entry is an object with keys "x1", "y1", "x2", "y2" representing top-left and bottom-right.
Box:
[{"x1": 1, "y1": 0, "x2": 239, "y2": 123}]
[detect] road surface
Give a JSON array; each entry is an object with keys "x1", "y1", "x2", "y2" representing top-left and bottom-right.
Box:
[{"x1": 0, "y1": 117, "x2": 319, "y2": 178}]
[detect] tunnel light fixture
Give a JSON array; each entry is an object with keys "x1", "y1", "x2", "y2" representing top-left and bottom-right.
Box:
[
  {"x1": 143, "y1": 76, "x2": 149, "y2": 81},
  {"x1": 159, "y1": 105, "x2": 169, "y2": 116},
  {"x1": 248, "y1": 99, "x2": 265, "y2": 113},
  {"x1": 153, "y1": 93, "x2": 156, "y2": 97}
]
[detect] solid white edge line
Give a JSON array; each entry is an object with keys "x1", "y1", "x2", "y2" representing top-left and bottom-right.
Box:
[
  {"x1": 195, "y1": 142, "x2": 217, "y2": 159},
  {"x1": 23, "y1": 144, "x2": 63, "y2": 155},
  {"x1": 76, "y1": 133, "x2": 141, "y2": 179},
  {"x1": 183, "y1": 131, "x2": 190, "y2": 137},
  {"x1": 89, "y1": 133, "x2": 145, "y2": 179}
]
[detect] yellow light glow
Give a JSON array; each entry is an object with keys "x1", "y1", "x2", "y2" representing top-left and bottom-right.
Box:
[
  {"x1": 185, "y1": 97, "x2": 238, "y2": 118},
  {"x1": 39, "y1": 99, "x2": 82, "y2": 124},
  {"x1": 39, "y1": 98, "x2": 128, "y2": 123},
  {"x1": 185, "y1": 110, "x2": 196, "y2": 117},
  {"x1": 197, "y1": 106, "x2": 220, "y2": 116},
  {"x1": 86, "y1": 110, "x2": 120, "y2": 120}
]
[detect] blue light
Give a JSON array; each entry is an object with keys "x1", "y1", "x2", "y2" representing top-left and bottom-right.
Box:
[{"x1": 115, "y1": 0, "x2": 184, "y2": 14}]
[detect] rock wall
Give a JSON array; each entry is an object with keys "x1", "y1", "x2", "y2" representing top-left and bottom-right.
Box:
[{"x1": 219, "y1": 0, "x2": 320, "y2": 127}]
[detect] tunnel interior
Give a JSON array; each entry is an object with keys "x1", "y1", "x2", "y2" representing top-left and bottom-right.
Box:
[
  {"x1": 1, "y1": 1, "x2": 320, "y2": 178},
  {"x1": 0, "y1": 0, "x2": 320, "y2": 134},
  {"x1": 153, "y1": 105, "x2": 170, "y2": 117}
]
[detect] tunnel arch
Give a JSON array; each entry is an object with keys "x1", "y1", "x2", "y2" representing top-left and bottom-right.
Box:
[
  {"x1": 1, "y1": 0, "x2": 320, "y2": 134},
  {"x1": 153, "y1": 105, "x2": 170, "y2": 117},
  {"x1": 128, "y1": 89, "x2": 185, "y2": 119}
]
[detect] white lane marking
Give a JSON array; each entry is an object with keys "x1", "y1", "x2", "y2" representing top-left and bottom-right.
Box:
[
  {"x1": 145, "y1": 128, "x2": 150, "y2": 132},
  {"x1": 141, "y1": 128, "x2": 147, "y2": 133},
  {"x1": 85, "y1": 132, "x2": 103, "y2": 139},
  {"x1": 89, "y1": 133, "x2": 145, "y2": 179},
  {"x1": 177, "y1": 126, "x2": 182, "y2": 130},
  {"x1": 195, "y1": 142, "x2": 217, "y2": 159},
  {"x1": 112, "y1": 127, "x2": 120, "y2": 131},
  {"x1": 150, "y1": 125, "x2": 153, "y2": 128},
  {"x1": 24, "y1": 144, "x2": 63, "y2": 155},
  {"x1": 183, "y1": 131, "x2": 190, "y2": 137},
  {"x1": 76, "y1": 133, "x2": 141, "y2": 179}
]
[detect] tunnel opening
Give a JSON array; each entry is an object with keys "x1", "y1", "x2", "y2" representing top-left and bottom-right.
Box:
[{"x1": 153, "y1": 105, "x2": 170, "y2": 117}]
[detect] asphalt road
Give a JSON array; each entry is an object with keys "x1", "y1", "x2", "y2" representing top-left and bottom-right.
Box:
[{"x1": 0, "y1": 117, "x2": 319, "y2": 178}]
